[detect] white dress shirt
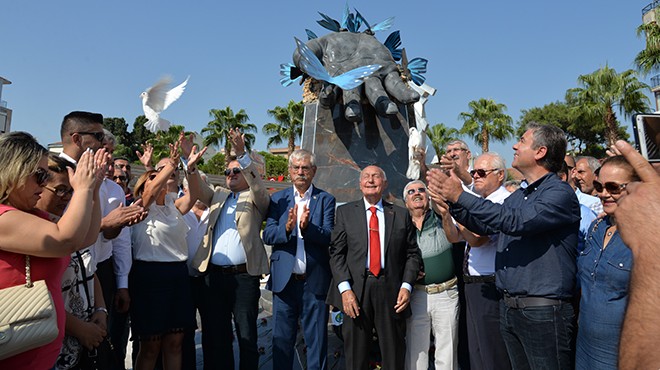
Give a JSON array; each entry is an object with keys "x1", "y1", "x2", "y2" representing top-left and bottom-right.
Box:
[
  {"x1": 292, "y1": 185, "x2": 313, "y2": 274},
  {"x1": 467, "y1": 186, "x2": 511, "y2": 276},
  {"x1": 183, "y1": 208, "x2": 210, "y2": 276}
]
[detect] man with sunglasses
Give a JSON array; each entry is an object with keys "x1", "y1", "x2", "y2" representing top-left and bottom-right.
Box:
[
  {"x1": 191, "y1": 128, "x2": 270, "y2": 370},
  {"x1": 262, "y1": 149, "x2": 336, "y2": 370},
  {"x1": 60, "y1": 111, "x2": 146, "y2": 368},
  {"x1": 427, "y1": 123, "x2": 580, "y2": 370},
  {"x1": 457, "y1": 153, "x2": 512, "y2": 370},
  {"x1": 403, "y1": 179, "x2": 461, "y2": 369}
]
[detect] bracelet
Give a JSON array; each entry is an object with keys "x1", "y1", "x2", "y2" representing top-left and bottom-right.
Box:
[{"x1": 93, "y1": 307, "x2": 109, "y2": 315}]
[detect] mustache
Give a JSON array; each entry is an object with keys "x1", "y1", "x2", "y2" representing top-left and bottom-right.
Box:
[{"x1": 293, "y1": 175, "x2": 308, "y2": 181}]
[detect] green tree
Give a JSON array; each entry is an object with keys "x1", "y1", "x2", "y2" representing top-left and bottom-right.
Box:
[
  {"x1": 263, "y1": 100, "x2": 304, "y2": 156},
  {"x1": 103, "y1": 117, "x2": 133, "y2": 159},
  {"x1": 635, "y1": 9, "x2": 660, "y2": 76},
  {"x1": 147, "y1": 125, "x2": 187, "y2": 161},
  {"x1": 259, "y1": 151, "x2": 289, "y2": 178},
  {"x1": 201, "y1": 107, "x2": 257, "y2": 159},
  {"x1": 518, "y1": 101, "x2": 603, "y2": 156},
  {"x1": 566, "y1": 65, "x2": 650, "y2": 146},
  {"x1": 458, "y1": 98, "x2": 514, "y2": 153},
  {"x1": 127, "y1": 115, "x2": 156, "y2": 163},
  {"x1": 198, "y1": 152, "x2": 226, "y2": 175},
  {"x1": 426, "y1": 123, "x2": 459, "y2": 157}
]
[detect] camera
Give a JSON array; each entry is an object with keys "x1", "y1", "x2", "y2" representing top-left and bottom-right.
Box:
[{"x1": 632, "y1": 113, "x2": 660, "y2": 163}]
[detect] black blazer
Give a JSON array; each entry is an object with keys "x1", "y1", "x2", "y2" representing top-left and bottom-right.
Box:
[{"x1": 326, "y1": 199, "x2": 422, "y2": 318}]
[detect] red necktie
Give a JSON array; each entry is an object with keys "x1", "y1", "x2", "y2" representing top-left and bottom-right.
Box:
[{"x1": 369, "y1": 206, "x2": 381, "y2": 276}]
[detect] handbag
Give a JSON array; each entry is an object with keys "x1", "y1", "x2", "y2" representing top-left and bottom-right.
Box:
[{"x1": 0, "y1": 255, "x2": 59, "y2": 360}]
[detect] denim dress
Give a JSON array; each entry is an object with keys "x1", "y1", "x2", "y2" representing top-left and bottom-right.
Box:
[{"x1": 575, "y1": 216, "x2": 632, "y2": 370}]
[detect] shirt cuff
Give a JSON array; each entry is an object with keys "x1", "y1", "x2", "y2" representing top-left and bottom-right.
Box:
[
  {"x1": 401, "y1": 282, "x2": 413, "y2": 292},
  {"x1": 237, "y1": 152, "x2": 251, "y2": 169},
  {"x1": 116, "y1": 275, "x2": 129, "y2": 289},
  {"x1": 338, "y1": 281, "x2": 352, "y2": 294}
]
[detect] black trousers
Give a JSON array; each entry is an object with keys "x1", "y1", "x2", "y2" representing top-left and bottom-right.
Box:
[
  {"x1": 96, "y1": 257, "x2": 129, "y2": 370},
  {"x1": 342, "y1": 276, "x2": 405, "y2": 370},
  {"x1": 204, "y1": 268, "x2": 260, "y2": 370},
  {"x1": 464, "y1": 281, "x2": 511, "y2": 370}
]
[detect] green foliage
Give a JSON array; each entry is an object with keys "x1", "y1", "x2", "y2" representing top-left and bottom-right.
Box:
[
  {"x1": 458, "y1": 98, "x2": 514, "y2": 153},
  {"x1": 259, "y1": 151, "x2": 289, "y2": 178},
  {"x1": 263, "y1": 100, "x2": 304, "y2": 156},
  {"x1": 566, "y1": 65, "x2": 649, "y2": 145},
  {"x1": 635, "y1": 9, "x2": 660, "y2": 76},
  {"x1": 427, "y1": 123, "x2": 460, "y2": 157},
  {"x1": 198, "y1": 152, "x2": 227, "y2": 175},
  {"x1": 202, "y1": 107, "x2": 257, "y2": 158}
]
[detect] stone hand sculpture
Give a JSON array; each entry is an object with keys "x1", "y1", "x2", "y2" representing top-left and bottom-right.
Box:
[{"x1": 293, "y1": 32, "x2": 420, "y2": 122}]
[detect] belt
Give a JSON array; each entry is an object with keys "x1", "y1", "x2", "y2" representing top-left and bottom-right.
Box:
[
  {"x1": 210, "y1": 263, "x2": 247, "y2": 274},
  {"x1": 415, "y1": 276, "x2": 458, "y2": 294},
  {"x1": 463, "y1": 274, "x2": 496, "y2": 284},
  {"x1": 502, "y1": 295, "x2": 565, "y2": 309},
  {"x1": 291, "y1": 273, "x2": 306, "y2": 281},
  {"x1": 365, "y1": 269, "x2": 384, "y2": 278}
]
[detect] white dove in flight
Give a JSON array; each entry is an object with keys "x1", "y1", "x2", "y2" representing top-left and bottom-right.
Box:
[{"x1": 140, "y1": 76, "x2": 189, "y2": 133}]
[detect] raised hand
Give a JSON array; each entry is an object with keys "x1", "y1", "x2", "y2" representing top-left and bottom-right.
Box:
[
  {"x1": 285, "y1": 206, "x2": 297, "y2": 234},
  {"x1": 229, "y1": 128, "x2": 246, "y2": 157},
  {"x1": 136, "y1": 142, "x2": 154, "y2": 169},
  {"x1": 299, "y1": 204, "x2": 310, "y2": 231}
]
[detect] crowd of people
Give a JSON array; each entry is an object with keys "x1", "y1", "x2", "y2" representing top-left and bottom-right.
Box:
[{"x1": 1, "y1": 111, "x2": 659, "y2": 370}]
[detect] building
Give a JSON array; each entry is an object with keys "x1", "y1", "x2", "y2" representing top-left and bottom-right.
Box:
[
  {"x1": 0, "y1": 76, "x2": 12, "y2": 134},
  {"x1": 268, "y1": 145, "x2": 300, "y2": 159}
]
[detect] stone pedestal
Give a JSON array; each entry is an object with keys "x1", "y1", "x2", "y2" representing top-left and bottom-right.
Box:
[{"x1": 301, "y1": 101, "x2": 414, "y2": 204}]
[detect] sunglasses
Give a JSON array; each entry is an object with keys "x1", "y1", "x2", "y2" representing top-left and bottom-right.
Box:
[
  {"x1": 44, "y1": 185, "x2": 74, "y2": 197},
  {"x1": 148, "y1": 174, "x2": 158, "y2": 181},
  {"x1": 469, "y1": 168, "x2": 499, "y2": 178},
  {"x1": 406, "y1": 187, "x2": 426, "y2": 196},
  {"x1": 34, "y1": 168, "x2": 51, "y2": 186},
  {"x1": 593, "y1": 180, "x2": 628, "y2": 195},
  {"x1": 115, "y1": 163, "x2": 131, "y2": 171},
  {"x1": 71, "y1": 131, "x2": 105, "y2": 142},
  {"x1": 224, "y1": 167, "x2": 241, "y2": 176},
  {"x1": 113, "y1": 175, "x2": 127, "y2": 182}
]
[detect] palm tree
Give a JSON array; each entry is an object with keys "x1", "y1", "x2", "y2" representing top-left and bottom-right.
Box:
[
  {"x1": 635, "y1": 9, "x2": 660, "y2": 76},
  {"x1": 458, "y1": 98, "x2": 514, "y2": 153},
  {"x1": 262, "y1": 100, "x2": 304, "y2": 156},
  {"x1": 426, "y1": 123, "x2": 459, "y2": 157},
  {"x1": 201, "y1": 107, "x2": 257, "y2": 157},
  {"x1": 566, "y1": 65, "x2": 650, "y2": 146}
]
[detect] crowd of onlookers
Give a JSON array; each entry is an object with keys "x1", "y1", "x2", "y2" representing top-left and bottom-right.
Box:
[{"x1": 1, "y1": 111, "x2": 659, "y2": 370}]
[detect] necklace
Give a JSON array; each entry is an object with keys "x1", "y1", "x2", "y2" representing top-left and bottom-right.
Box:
[{"x1": 606, "y1": 225, "x2": 617, "y2": 237}]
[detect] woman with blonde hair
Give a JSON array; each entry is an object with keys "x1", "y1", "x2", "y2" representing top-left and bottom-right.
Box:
[{"x1": 0, "y1": 131, "x2": 105, "y2": 370}]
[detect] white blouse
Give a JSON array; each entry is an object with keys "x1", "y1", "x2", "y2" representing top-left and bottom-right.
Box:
[{"x1": 131, "y1": 192, "x2": 190, "y2": 262}]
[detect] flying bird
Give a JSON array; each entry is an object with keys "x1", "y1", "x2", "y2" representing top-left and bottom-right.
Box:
[{"x1": 140, "y1": 76, "x2": 189, "y2": 133}]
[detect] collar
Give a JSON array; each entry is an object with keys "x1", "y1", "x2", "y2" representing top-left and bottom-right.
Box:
[
  {"x1": 363, "y1": 198, "x2": 384, "y2": 213},
  {"x1": 521, "y1": 172, "x2": 554, "y2": 195},
  {"x1": 293, "y1": 184, "x2": 314, "y2": 199}
]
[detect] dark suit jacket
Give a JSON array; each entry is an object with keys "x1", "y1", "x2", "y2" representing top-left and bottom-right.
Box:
[
  {"x1": 326, "y1": 199, "x2": 422, "y2": 318},
  {"x1": 262, "y1": 186, "x2": 336, "y2": 296}
]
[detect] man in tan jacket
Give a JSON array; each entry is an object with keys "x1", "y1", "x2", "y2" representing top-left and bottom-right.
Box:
[{"x1": 192, "y1": 128, "x2": 269, "y2": 370}]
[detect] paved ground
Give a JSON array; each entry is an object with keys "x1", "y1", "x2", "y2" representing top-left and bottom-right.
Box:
[{"x1": 125, "y1": 283, "x2": 347, "y2": 370}]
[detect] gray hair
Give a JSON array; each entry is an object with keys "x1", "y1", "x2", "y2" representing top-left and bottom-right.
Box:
[
  {"x1": 445, "y1": 139, "x2": 470, "y2": 151},
  {"x1": 576, "y1": 156, "x2": 601, "y2": 172},
  {"x1": 288, "y1": 149, "x2": 316, "y2": 167},
  {"x1": 103, "y1": 129, "x2": 116, "y2": 146},
  {"x1": 525, "y1": 122, "x2": 567, "y2": 173},
  {"x1": 403, "y1": 180, "x2": 427, "y2": 199},
  {"x1": 478, "y1": 152, "x2": 507, "y2": 171}
]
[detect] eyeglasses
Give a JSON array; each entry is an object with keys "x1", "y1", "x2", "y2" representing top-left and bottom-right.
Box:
[
  {"x1": 148, "y1": 174, "x2": 158, "y2": 181},
  {"x1": 113, "y1": 175, "x2": 127, "y2": 182},
  {"x1": 34, "y1": 168, "x2": 50, "y2": 186},
  {"x1": 44, "y1": 185, "x2": 74, "y2": 197},
  {"x1": 406, "y1": 187, "x2": 426, "y2": 196},
  {"x1": 115, "y1": 163, "x2": 131, "y2": 171},
  {"x1": 470, "y1": 168, "x2": 499, "y2": 178},
  {"x1": 290, "y1": 165, "x2": 312, "y2": 173},
  {"x1": 593, "y1": 180, "x2": 628, "y2": 195},
  {"x1": 224, "y1": 167, "x2": 241, "y2": 176},
  {"x1": 71, "y1": 131, "x2": 105, "y2": 142}
]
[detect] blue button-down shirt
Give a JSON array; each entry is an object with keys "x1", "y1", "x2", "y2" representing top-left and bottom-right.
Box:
[{"x1": 450, "y1": 173, "x2": 580, "y2": 299}]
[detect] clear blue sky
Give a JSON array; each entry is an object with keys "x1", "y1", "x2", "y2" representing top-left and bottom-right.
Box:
[{"x1": 1, "y1": 0, "x2": 653, "y2": 165}]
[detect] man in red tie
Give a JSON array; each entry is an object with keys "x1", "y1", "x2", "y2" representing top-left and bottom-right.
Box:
[{"x1": 327, "y1": 165, "x2": 422, "y2": 369}]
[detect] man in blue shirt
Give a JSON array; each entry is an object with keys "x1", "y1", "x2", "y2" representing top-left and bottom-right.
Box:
[{"x1": 427, "y1": 123, "x2": 580, "y2": 370}]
